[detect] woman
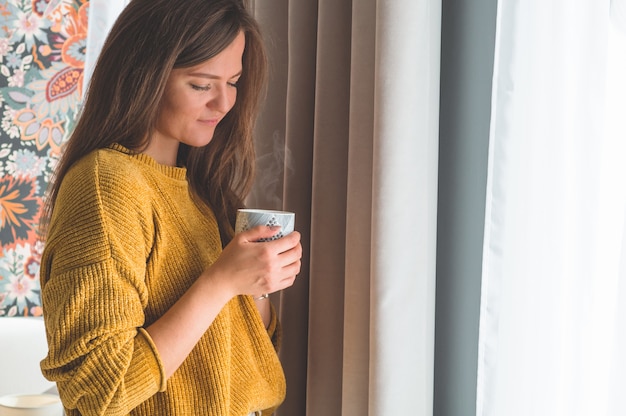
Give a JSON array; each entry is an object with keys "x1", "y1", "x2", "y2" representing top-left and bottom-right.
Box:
[{"x1": 39, "y1": 0, "x2": 302, "y2": 415}]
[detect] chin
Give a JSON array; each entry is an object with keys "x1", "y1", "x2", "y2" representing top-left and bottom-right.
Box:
[{"x1": 184, "y1": 136, "x2": 215, "y2": 148}]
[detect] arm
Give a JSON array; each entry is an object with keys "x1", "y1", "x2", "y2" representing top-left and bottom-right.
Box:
[
  {"x1": 145, "y1": 226, "x2": 301, "y2": 379},
  {"x1": 42, "y1": 223, "x2": 299, "y2": 414},
  {"x1": 254, "y1": 295, "x2": 272, "y2": 328}
]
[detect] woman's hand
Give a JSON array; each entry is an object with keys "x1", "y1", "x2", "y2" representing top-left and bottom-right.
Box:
[
  {"x1": 146, "y1": 225, "x2": 301, "y2": 378},
  {"x1": 205, "y1": 225, "x2": 302, "y2": 299}
]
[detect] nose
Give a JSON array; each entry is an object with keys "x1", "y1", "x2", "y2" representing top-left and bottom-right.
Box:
[{"x1": 208, "y1": 85, "x2": 235, "y2": 114}]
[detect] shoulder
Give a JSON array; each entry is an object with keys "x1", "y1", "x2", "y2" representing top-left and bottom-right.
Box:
[
  {"x1": 54, "y1": 147, "x2": 155, "y2": 237},
  {"x1": 60, "y1": 147, "x2": 153, "y2": 206},
  {"x1": 68, "y1": 147, "x2": 147, "y2": 189},
  {"x1": 47, "y1": 148, "x2": 156, "y2": 268}
]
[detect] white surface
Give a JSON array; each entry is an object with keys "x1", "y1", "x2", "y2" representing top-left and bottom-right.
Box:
[
  {"x1": 0, "y1": 394, "x2": 63, "y2": 416},
  {"x1": 0, "y1": 318, "x2": 54, "y2": 396}
]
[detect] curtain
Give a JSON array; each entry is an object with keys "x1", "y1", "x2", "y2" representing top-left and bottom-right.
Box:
[
  {"x1": 85, "y1": 1, "x2": 442, "y2": 414},
  {"x1": 252, "y1": 1, "x2": 441, "y2": 414},
  {"x1": 83, "y1": 0, "x2": 130, "y2": 96},
  {"x1": 477, "y1": 1, "x2": 626, "y2": 415}
]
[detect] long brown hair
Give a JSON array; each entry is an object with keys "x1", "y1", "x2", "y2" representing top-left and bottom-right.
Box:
[{"x1": 41, "y1": 0, "x2": 267, "y2": 245}]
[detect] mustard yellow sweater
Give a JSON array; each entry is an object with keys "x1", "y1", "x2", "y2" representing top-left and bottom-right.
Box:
[{"x1": 40, "y1": 144, "x2": 285, "y2": 416}]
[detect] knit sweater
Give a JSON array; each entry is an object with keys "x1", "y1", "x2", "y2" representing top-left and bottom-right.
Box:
[{"x1": 39, "y1": 144, "x2": 286, "y2": 416}]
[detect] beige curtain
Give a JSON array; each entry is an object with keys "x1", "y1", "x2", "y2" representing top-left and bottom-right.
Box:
[{"x1": 251, "y1": 1, "x2": 442, "y2": 414}]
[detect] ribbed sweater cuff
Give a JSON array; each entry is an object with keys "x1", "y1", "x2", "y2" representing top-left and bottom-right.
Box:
[{"x1": 134, "y1": 328, "x2": 167, "y2": 392}]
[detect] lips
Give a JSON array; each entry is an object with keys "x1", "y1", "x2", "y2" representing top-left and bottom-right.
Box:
[{"x1": 198, "y1": 118, "x2": 220, "y2": 126}]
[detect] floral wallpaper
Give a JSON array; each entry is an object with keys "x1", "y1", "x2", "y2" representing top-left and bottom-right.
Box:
[{"x1": 0, "y1": 0, "x2": 88, "y2": 317}]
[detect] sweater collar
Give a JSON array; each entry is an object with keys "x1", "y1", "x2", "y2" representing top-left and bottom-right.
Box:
[{"x1": 109, "y1": 143, "x2": 188, "y2": 181}]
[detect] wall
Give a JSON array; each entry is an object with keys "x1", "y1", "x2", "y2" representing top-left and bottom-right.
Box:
[
  {"x1": 435, "y1": 0, "x2": 497, "y2": 415},
  {"x1": 0, "y1": 0, "x2": 88, "y2": 317}
]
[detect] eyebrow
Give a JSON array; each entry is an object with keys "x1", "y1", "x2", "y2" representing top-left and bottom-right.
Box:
[{"x1": 188, "y1": 71, "x2": 242, "y2": 80}]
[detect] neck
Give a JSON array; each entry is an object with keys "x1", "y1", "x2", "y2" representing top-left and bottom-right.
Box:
[{"x1": 142, "y1": 136, "x2": 180, "y2": 166}]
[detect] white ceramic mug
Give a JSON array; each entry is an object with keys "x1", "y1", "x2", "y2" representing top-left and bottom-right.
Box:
[
  {"x1": 235, "y1": 209, "x2": 295, "y2": 241},
  {"x1": 0, "y1": 394, "x2": 63, "y2": 416}
]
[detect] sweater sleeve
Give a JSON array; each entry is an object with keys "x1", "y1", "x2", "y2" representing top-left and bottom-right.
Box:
[{"x1": 40, "y1": 152, "x2": 166, "y2": 416}]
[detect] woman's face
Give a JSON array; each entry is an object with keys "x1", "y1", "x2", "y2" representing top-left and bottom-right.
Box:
[{"x1": 148, "y1": 31, "x2": 245, "y2": 165}]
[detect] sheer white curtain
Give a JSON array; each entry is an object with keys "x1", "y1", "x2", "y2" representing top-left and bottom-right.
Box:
[{"x1": 477, "y1": 1, "x2": 626, "y2": 415}]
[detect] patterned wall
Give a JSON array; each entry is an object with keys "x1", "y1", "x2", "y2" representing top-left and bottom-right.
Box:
[{"x1": 0, "y1": 0, "x2": 88, "y2": 317}]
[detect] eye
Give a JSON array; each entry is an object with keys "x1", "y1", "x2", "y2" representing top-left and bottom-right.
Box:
[
  {"x1": 191, "y1": 84, "x2": 210, "y2": 91},
  {"x1": 227, "y1": 81, "x2": 239, "y2": 89}
]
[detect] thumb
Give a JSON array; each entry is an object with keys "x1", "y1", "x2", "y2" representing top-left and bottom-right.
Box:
[{"x1": 242, "y1": 225, "x2": 282, "y2": 242}]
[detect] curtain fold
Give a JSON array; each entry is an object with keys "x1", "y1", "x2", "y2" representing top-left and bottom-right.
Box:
[
  {"x1": 342, "y1": 1, "x2": 376, "y2": 414},
  {"x1": 599, "y1": 9, "x2": 626, "y2": 415},
  {"x1": 612, "y1": 0, "x2": 626, "y2": 32},
  {"x1": 304, "y1": 0, "x2": 352, "y2": 412},
  {"x1": 478, "y1": 1, "x2": 626, "y2": 415},
  {"x1": 370, "y1": 0, "x2": 440, "y2": 414}
]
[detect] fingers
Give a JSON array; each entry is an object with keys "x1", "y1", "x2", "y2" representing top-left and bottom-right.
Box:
[
  {"x1": 266, "y1": 230, "x2": 301, "y2": 254},
  {"x1": 238, "y1": 226, "x2": 300, "y2": 248},
  {"x1": 275, "y1": 240, "x2": 302, "y2": 289},
  {"x1": 277, "y1": 238, "x2": 302, "y2": 266},
  {"x1": 251, "y1": 235, "x2": 302, "y2": 294},
  {"x1": 223, "y1": 226, "x2": 302, "y2": 295},
  {"x1": 239, "y1": 225, "x2": 282, "y2": 243}
]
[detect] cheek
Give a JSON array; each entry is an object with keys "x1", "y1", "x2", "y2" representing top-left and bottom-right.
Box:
[
  {"x1": 156, "y1": 103, "x2": 175, "y2": 131},
  {"x1": 228, "y1": 90, "x2": 238, "y2": 111},
  {"x1": 158, "y1": 93, "x2": 176, "y2": 119},
  {"x1": 160, "y1": 94, "x2": 194, "y2": 123},
  {"x1": 155, "y1": 100, "x2": 187, "y2": 137}
]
